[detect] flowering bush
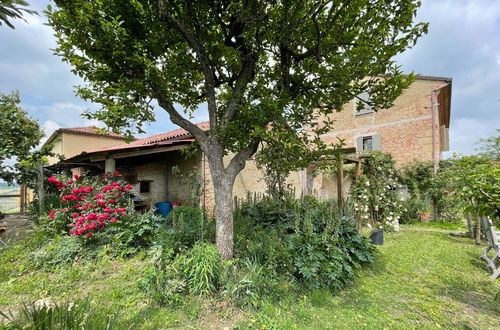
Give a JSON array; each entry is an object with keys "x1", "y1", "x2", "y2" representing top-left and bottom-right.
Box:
[
  {"x1": 46, "y1": 171, "x2": 133, "y2": 238},
  {"x1": 351, "y1": 152, "x2": 402, "y2": 232}
]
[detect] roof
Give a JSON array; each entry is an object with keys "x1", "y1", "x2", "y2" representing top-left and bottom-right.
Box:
[
  {"x1": 130, "y1": 121, "x2": 209, "y2": 146},
  {"x1": 58, "y1": 121, "x2": 209, "y2": 163},
  {"x1": 415, "y1": 75, "x2": 452, "y2": 83},
  {"x1": 45, "y1": 126, "x2": 126, "y2": 145}
]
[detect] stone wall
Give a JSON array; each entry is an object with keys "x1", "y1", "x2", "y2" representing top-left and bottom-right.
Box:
[{"x1": 126, "y1": 151, "x2": 199, "y2": 208}]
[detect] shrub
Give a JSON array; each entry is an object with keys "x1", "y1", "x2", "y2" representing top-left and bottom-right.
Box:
[
  {"x1": 138, "y1": 248, "x2": 187, "y2": 306},
  {"x1": 139, "y1": 243, "x2": 223, "y2": 305},
  {"x1": 0, "y1": 297, "x2": 117, "y2": 329},
  {"x1": 31, "y1": 235, "x2": 82, "y2": 268},
  {"x1": 183, "y1": 243, "x2": 223, "y2": 295},
  {"x1": 45, "y1": 172, "x2": 133, "y2": 238},
  {"x1": 166, "y1": 206, "x2": 214, "y2": 250},
  {"x1": 350, "y1": 152, "x2": 402, "y2": 232},
  {"x1": 234, "y1": 196, "x2": 375, "y2": 290}
]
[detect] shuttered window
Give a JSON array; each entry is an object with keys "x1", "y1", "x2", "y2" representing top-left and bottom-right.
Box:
[
  {"x1": 355, "y1": 92, "x2": 374, "y2": 116},
  {"x1": 356, "y1": 134, "x2": 381, "y2": 152}
]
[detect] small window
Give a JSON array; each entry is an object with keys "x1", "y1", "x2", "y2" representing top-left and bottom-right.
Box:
[
  {"x1": 356, "y1": 134, "x2": 381, "y2": 152},
  {"x1": 139, "y1": 181, "x2": 150, "y2": 193},
  {"x1": 355, "y1": 92, "x2": 374, "y2": 116},
  {"x1": 362, "y1": 136, "x2": 373, "y2": 151}
]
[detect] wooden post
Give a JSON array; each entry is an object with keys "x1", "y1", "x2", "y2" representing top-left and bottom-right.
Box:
[
  {"x1": 20, "y1": 184, "x2": 26, "y2": 213},
  {"x1": 37, "y1": 160, "x2": 44, "y2": 214},
  {"x1": 355, "y1": 161, "x2": 361, "y2": 180},
  {"x1": 337, "y1": 162, "x2": 343, "y2": 206}
]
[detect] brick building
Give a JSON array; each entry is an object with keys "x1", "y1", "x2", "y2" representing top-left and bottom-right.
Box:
[{"x1": 54, "y1": 75, "x2": 451, "y2": 213}]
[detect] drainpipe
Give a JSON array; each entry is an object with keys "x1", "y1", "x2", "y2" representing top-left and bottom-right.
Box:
[
  {"x1": 431, "y1": 89, "x2": 441, "y2": 221},
  {"x1": 431, "y1": 89, "x2": 440, "y2": 174}
]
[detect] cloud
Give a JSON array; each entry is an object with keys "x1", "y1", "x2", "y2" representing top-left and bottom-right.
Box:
[
  {"x1": 396, "y1": 0, "x2": 500, "y2": 155},
  {"x1": 0, "y1": 0, "x2": 497, "y2": 158}
]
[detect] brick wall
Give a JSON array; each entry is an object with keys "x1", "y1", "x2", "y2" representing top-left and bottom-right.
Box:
[{"x1": 201, "y1": 78, "x2": 451, "y2": 215}]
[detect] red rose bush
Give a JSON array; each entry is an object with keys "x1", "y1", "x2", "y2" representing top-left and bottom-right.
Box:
[{"x1": 46, "y1": 172, "x2": 133, "y2": 238}]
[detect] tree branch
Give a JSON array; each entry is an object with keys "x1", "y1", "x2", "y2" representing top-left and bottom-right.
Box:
[
  {"x1": 154, "y1": 90, "x2": 209, "y2": 148},
  {"x1": 158, "y1": 0, "x2": 218, "y2": 129},
  {"x1": 226, "y1": 140, "x2": 260, "y2": 178}
]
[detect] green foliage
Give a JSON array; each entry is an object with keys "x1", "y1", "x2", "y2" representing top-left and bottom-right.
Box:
[
  {"x1": 224, "y1": 259, "x2": 281, "y2": 307},
  {"x1": 183, "y1": 243, "x2": 223, "y2": 295},
  {"x1": 30, "y1": 235, "x2": 82, "y2": 269},
  {"x1": 476, "y1": 129, "x2": 500, "y2": 160},
  {"x1": 447, "y1": 156, "x2": 500, "y2": 219},
  {"x1": 171, "y1": 166, "x2": 203, "y2": 207},
  {"x1": 167, "y1": 206, "x2": 214, "y2": 250},
  {"x1": 235, "y1": 196, "x2": 375, "y2": 290},
  {"x1": 350, "y1": 152, "x2": 402, "y2": 231},
  {"x1": 0, "y1": 0, "x2": 37, "y2": 29},
  {"x1": 139, "y1": 243, "x2": 223, "y2": 305},
  {"x1": 0, "y1": 91, "x2": 51, "y2": 185},
  {"x1": 111, "y1": 210, "x2": 167, "y2": 251},
  {"x1": 0, "y1": 297, "x2": 116, "y2": 329},
  {"x1": 47, "y1": 0, "x2": 428, "y2": 258}
]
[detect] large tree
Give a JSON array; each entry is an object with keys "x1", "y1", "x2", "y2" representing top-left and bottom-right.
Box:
[
  {"x1": 47, "y1": 0, "x2": 427, "y2": 259},
  {"x1": 0, "y1": 91, "x2": 48, "y2": 185}
]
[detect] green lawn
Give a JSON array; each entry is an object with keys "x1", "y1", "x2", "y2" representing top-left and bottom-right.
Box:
[{"x1": 1, "y1": 225, "x2": 500, "y2": 329}]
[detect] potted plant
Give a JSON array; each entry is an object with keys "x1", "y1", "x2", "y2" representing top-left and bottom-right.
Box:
[{"x1": 418, "y1": 198, "x2": 432, "y2": 222}]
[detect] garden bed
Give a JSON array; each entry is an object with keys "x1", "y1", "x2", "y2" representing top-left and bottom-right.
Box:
[{"x1": 2, "y1": 225, "x2": 500, "y2": 329}]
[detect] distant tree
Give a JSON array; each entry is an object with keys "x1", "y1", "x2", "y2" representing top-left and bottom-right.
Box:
[
  {"x1": 0, "y1": 0, "x2": 37, "y2": 29},
  {"x1": 0, "y1": 91, "x2": 49, "y2": 185},
  {"x1": 476, "y1": 129, "x2": 500, "y2": 160},
  {"x1": 48, "y1": 0, "x2": 428, "y2": 259}
]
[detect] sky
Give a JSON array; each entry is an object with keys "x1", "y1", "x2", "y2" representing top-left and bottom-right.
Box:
[{"x1": 0, "y1": 0, "x2": 499, "y2": 156}]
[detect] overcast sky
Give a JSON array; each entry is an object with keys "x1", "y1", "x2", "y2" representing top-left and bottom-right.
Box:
[{"x1": 0, "y1": 0, "x2": 498, "y2": 156}]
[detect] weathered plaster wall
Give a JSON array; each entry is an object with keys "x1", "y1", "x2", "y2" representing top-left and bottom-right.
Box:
[{"x1": 48, "y1": 133, "x2": 126, "y2": 165}]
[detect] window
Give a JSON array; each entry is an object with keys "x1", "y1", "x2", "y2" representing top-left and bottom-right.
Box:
[
  {"x1": 356, "y1": 134, "x2": 381, "y2": 152},
  {"x1": 139, "y1": 181, "x2": 151, "y2": 193},
  {"x1": 362, "y1": 136, "x2": 373, "y2": 151},
  {"x1": 355, "y1": 92, "x2": 374, "y2": 116}
]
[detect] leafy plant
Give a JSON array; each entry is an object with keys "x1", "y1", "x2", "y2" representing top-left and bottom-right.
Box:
[
  {"x1": 0, "y1": 297, "x2": 117, "y2": 329},
  {"x1": 183, "y1": 243, "x2": 223, "y2": 295},
  {"x1": 350, "y1": 152, "x2": 402, "y2": 231}
]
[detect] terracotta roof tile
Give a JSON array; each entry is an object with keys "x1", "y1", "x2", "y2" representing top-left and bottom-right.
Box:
[
  {"x1": 58, "y1": 126, "x2": 125, "y2": 139},
  {"x1": 131, "y1": 121, "x2": 209, "y2": 145}
]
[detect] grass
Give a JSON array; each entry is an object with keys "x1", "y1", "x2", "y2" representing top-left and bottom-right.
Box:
[{"x1": 2, "y1": 225, "x2": 500, "y2": 329}]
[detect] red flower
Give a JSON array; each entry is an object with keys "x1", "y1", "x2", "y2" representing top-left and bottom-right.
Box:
[
  {"x1": 114, "y1": 170, "x2": 119, "y2": 176},
  {"x1": 86, "y1": 233, "x2": 93, "y2": 237},
  {"x1": 104, "y1": 206, "x2": 114, "y2": 213},
  {"x1": 49, "y1": 210, "x2": 55, "y2": 219},
  {"x1": 74, "y1": 174, "x2": 80, "y2": 180}
]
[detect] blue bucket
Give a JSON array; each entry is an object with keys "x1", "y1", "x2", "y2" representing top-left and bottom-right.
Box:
[{"x1": 154, "y1": 202, "x2": 172, "y2": 217}]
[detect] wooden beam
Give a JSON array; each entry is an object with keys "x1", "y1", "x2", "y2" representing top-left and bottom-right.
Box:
[
  {"x1": 337, "y1": 162, "x2": 343, "y2": 206},
  {"x1": 355, "y1": 162, "x2": 361, "y2": 179}
]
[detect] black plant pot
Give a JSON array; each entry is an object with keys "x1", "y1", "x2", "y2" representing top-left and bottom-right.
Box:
[{"x1": 369, "y1": 230, "x2": 384, "y2": 245}]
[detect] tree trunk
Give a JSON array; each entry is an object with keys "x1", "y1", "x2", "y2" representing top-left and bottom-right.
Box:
[
  {"x1": 475, "y1": 214, "x2": 481, "y2": 245},
  {"x1": 213, "y1": 175, "x2": 235, "y2": 260}
]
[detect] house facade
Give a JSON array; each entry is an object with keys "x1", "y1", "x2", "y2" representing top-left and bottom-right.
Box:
[
  {"x1": 45, "y1": 126, "x2": 128, "y2": 165},
  {"x1": 53, "y1": 75, "x2": 451, "y2": 215}
]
